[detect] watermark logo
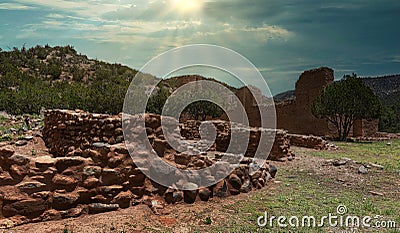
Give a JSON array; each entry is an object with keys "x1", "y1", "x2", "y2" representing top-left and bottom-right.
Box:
[
  {"x1": 336, "y1": 204, "x2": 348, "y2": 215},
  {"x1": 257, "y1": 205, "x2": 397, "y2": 230},
  {"x1": 122, "y1": 44, "x2": 276, "y2": 190}
]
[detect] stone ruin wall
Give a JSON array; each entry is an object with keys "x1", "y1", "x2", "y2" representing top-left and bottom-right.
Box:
[
  {"x1": 0, "y1": 109, "x2": 290, "y2": 226},
  {"x1": 181, "y1": 120, "x2": 292, "y2": 161},
  {"x1": 44, "y1": 110, "x2": 293, "y2": 162},
  {"x1": 275, "y1": 67, "x2": 379, "y2": 138}
]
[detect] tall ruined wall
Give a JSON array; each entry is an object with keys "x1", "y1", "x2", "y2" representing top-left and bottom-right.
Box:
[
  {"x1": 275, "y1": 100, "x2": 297, "y2": 133},
  {"x1": 276, "y1": 67, "x2": 334, "y2": 136},
  {"x1": 294, "y1": 67, "x2": 334, "y2": 135},
  {"x1": 275, "y1": 67, "x2": 379, "y2": 138}
]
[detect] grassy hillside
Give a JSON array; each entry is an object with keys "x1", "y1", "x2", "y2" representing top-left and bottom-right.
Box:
[
  {"x1": 0, "y1": 45, "x2": 234, "y2": 117},
  {"x1": 0, "y1": 45, "x2": 143, "y2": 115}
]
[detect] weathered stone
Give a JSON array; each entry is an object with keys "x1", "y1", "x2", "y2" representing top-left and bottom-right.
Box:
[
  {"x1": 82, "y1": 166, "x2": 102, "y2": 177},
  {"x1": 9, "y1": 164, "x2": 29, "y2": 178},
  {"x1": 258, "y1": 177, "x2": 266, "y2": 187},
  {"x1": 214, "y1": 180, "x2": 229, "y2": 198},
  {"x1": 99, "y1": 185, "x2": 123, "y2": 197},
  {"x1": 240, "y1": 180, "x2": 252, "y2": 193},
  {"x1": 35, "y1": 156, "x2": 56, "y2": 168},
  {"x1": 108, "y1": 153, "x2": 124, "y2": 168},
  {"x1": 228, "y1": 174, "x2": 242, "y2": 190},
  {"x1": 112, "y1": 191, "x2": 134, "y2": 208},
  {"x1": 15, "y1": 140, "x2": 28, "y2": 147},
  {"x1": 100, "y1": 169, "x2": 124, "y2": 185},
  {"x1": 90, "y1": 195, "x2": 110, "y2": 203},
  {"x1": 358, "y1": 165, "x2": 368, "y2": 174},
  {"x1": 39, "y1": 209, "x2": 62, "y2": 222},
  {"x1": 229, "y1": 188, "x2": 240, "y2": 195},
  {"x1": 333, "y1": 159, "x2": 349, "y2": 166},
  {"x1": 17, "y1": 181, "x2": 47, "y2": 194},
  {"x1": 85, "y1": 149, "x2": 100, "y2": 159},
  {"x1": 149, "y1": 160, "x2": 177, "y2": 184},
  {"x1": 3, "y1": 199, "x2": 47, "y2": 217},
  {"x1": 128, "y1": 173, "x2": 146, "y2": 186},
  {"x1": 198, "y1": 188, "x2": 211, "y2": 201},
  {"x1": 269, "y1": 164, "x2": 278, "y2": 178},
  {"x1": 92, "y1": 142, "x2": 111, "y2": 149},
  {"x1": 60, "y1": 206, "x2": 85, "y2": 218},
  {"x1": 52, "y1": 174, "x2": 78, "y2": 188},
  {"x1": 8, "y1": 154, "x2": 30, "y2": 165},
  {"x1": 183, "y1": 183, "x2": 198, "y2": 204},
  {"x1": 0, "y1": 145, "x2": 15, "y2": 158},
  {"x1": 153, "y1": 139, "x2": 167, "y2": 157},
  {"x1": 0, "y1": 186, "x2": 29, "y2": 203},
  {"x1": 164, "y1": 189, "x2": 183, "y2": 204},
  {"x1": 82, "y1": 177, "x2": 100, "y2": 189},
  {"x1": 175, "y1": 154, "x2": 190, "y2": 166},
  {"x1": 88, "y1": 203, "x2": 119, "y2": 214},
  {"x1": 202, "y1": 175, "x2": 215, "y2": 185},
  {"x1": 251, "y1": 171, "x2": 262, "y2": 180},
  {"x1": 31, "y1": 191, "x2": 51, "y2": 199},
  {"x1": 55, "y1": 157, "x2": 86, "y2": 171},
  {"x1": 52, "y1": 192, "x2": 79, "y2": 210},
  {"x1": 112, "y1": 144, "x2": 128, "y2": 155}
]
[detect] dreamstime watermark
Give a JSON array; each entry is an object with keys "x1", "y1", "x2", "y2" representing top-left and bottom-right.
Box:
[
  {"x1": 257, "y1": 205, "x2": 397, "y2": 230},
  {"x1": 122, "y1": 44, "x2": 277, "y2": 190}
]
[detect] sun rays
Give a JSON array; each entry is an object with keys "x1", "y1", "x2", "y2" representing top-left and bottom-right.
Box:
[{"x1": 172, "y1": 0, "x2": 203, "y2": 14}]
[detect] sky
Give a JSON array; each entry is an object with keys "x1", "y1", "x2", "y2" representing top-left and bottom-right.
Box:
[{"x1": 1, "y1": 0, "x2": 400, "y2": 95}]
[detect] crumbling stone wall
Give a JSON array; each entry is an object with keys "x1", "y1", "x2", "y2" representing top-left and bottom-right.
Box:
[
  {"x1": 181, "y1": 120, "x2": 292, "y2": 161},
  {"x1": 44, "y1": 110, "x2": 292, "y2": 161},
  {"x1": 276, "y1": 67, "x2": 379, "y2": 137},
  {"x1": 0, "y1": 142, "x2": 274, "y2": 226},
  {"x1": 0, "y1": 109, "x2": 289, "y2": 225},
  {"x1": 287, "y1": 134, "x2": 330, "y2": 150},
  {"x1": 43, "y1": 110, "x2": 124, "y2": 157},
  {"x1": 353, "y1": 119, "x2": 379, "y2": 137},
  {"x1": 276, "y1": 67, "x2": 334, "y2": 136}
]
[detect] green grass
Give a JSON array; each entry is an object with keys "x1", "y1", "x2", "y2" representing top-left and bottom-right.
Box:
[
  {"x1": 0, "y1": 113, "x2": 44, "y2": 142},
  {"x1": 190, "y1": 141, "x2": 400, "y2": 232},
  {"x1": 204, "y1": 171, "x2": 400, "y2": 232},
  {"x1": 310, "y1": 140, "x2": 400, "y2": 171}
]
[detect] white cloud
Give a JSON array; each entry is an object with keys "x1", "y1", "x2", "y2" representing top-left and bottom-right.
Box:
[
  {"x1": 390, "y1": 55, "x2": 400, "y2": 63},
  {"x1": 14, "y1": 0, "x2": 127, "y2": 19},
  {"x1": 0, "y1": 2, "x2": 36, "y2": 10}
]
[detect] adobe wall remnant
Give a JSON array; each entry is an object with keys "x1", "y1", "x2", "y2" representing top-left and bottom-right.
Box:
[
  {"x1": 221, "y1": 85, "x2": 276, "y2": 128},
  {"x1": 44, "y1": 110, "x2": 292, "y2": 162},
  {"x1": 275, "y1": 67, "x2": 379, "y2": 137},
  {"x1": 287, "y1": 134, "x2": 337, "y2": 150},
  {"x1": 181, "y1": 120, "x2": 292, "y2": 161},
  {"x1": 0, "y1": 109, "x2": 291, "y2": 226}
]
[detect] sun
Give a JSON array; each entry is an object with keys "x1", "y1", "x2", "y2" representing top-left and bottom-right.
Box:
[{"x1": 172, "y1": 0, "x2": 203, "y2": 13}]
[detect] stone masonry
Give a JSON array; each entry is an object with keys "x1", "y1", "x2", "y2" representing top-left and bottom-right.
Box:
[
  {"x1": 0, "y1": 109, "x2": 291, "y2": 226},
  {"x1": 275, "y1": 67, "x2": 379, "y2": 138}
]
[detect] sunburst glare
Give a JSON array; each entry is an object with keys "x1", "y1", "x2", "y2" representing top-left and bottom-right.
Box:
[{"x1": 172, "y1": 0, "x2": 203, "y2": 14}]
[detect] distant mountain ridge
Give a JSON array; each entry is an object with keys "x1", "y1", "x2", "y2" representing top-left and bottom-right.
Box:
[{"x1": 362, "y1": 75, "x2": 400, "y2": 106}]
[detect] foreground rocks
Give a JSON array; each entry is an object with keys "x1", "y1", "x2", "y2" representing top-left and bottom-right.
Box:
[{"x1": 0, "y1": 136, "x2": 276, "y2": 226}]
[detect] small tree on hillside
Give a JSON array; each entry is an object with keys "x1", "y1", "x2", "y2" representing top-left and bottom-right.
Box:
[{"x1": 312, "y1": 74, "x2": 382, "y2": 141}]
